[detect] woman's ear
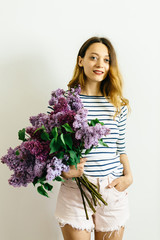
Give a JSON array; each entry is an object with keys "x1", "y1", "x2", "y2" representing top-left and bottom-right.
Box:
[{"x1": 78, "y1": 56, "x2": 83, "y2": 67}]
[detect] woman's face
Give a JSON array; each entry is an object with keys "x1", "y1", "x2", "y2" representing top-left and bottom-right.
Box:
[{"x1": 78, "y1": 42, "x2": 110, "y2": 83}]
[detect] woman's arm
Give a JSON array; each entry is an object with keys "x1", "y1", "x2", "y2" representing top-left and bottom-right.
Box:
[
  {"x1": 108, "y1": 154, "x2": 133, "y2": 191},
  {"x1": 120, "y1": 154, "x2": 133, "y2": 178}
]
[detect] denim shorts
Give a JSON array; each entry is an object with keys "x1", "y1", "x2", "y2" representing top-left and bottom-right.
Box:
[{"x1": 54, "y1": 174, "x2": 129, "y2": 233}]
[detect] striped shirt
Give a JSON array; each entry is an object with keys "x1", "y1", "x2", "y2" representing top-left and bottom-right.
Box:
[{"x1": 80, "y1": 94, "x2": 128, "y2": 178}]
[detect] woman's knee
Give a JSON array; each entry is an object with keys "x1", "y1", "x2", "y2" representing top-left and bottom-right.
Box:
[{"x1": 61, "y1": 224, "x2": 91, "y2": 240}]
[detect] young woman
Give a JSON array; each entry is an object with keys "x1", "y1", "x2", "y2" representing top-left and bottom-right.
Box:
[{"x1": 55, "y1": 37, "x2": 133, "y2": 240}]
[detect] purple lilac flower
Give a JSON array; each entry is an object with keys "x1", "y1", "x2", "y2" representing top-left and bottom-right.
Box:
[
  {"x1": 29, "y1": 113, "x2": 50, "y2": 132},
  {"x1": 34, "y1": 159, "x2": 47, "y2": 177},
  {"x1": 58, "y1": 110, "x2": 76, "y2": 126},
  {"x1": 49, "y1": 112, "x2": 63, "y2": 128},
  {"x1": 49, "y1": 85, "x2": 83, "y2": 113},
  {"x1": 46, "y1": 156, "x2": 69, "y2": 181},
  {"x1": 73, "y1": 108, "x2": 88, "y2": 130},
  {"x1": 29, "y1": 111, "x2": 64, "y2": 133},
  {"x1": 53, "y1": 97, "x2": 70, "y2": 113},
  {"x1": 66, "y1": 85, "x2": 84, "y2": 112},
  {"x1": 74, "y1": 118, "x2": 110, "y2": 149},
  {"x1": 67, "y1": 93, "x2": 83, "y2": 112},
  {"x1": 94, "y1": 123, "x2": 110, "y2": 136},
  {"x1": 1, "y1": 143, "x2": 35, "y2": 187},
  {"x1": 52, "y1": 88, "x2": 65, "y2": 98},
  {"x1": 23, "y1": 140, "x2": 50, "y2": 161},
  {"x1": 26, "y1": 126, "x2": 42, "y2": 140},
  {"x1": 46, "y1": 167, "x2": 57, "y2": 181},
  {"x1": 8, "y1": 165, "x2": 35, "y2": 187},
  {"x1": 29, "y1": 113, "x2": 46, "y2": 126},
  {"x1": 49, "y1": 88, "x2": 65, "y2": 106}
]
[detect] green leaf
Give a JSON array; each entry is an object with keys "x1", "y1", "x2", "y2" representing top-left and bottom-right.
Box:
[
  {"x1": 39, "y1": 176, "x2": 46, "y2": 183},
  {"x1": 33, "y1": 177, "x2": 39, "y2": 186},
  {"x1": 84, "y1": 148, "x2": 92, "y2": 154},
  {"x1": 98, "y1": 139, "x2": 108, "y2": 147},
  {"x1": 60, "y1": 133, "x2": 65, "y2": 145},
  {"x1": 69, "y1": 150, "x2": 80, "y2": 166},
  {"x1": 56, "y1": 136, "x2": 67, "y2": 150},
  {"x1": 41, "y1": 131, "x2": 50, "y2": 141},
  {"x1": 63, "y1": 133, "x2": 73, "y2": 149},
  {"x1": 62, "y1": 123, "x2": 74, "y2": 133},
  {"x1": 33, "y1": 176, "x2": 46, "y2": 186},
  {"x1": 69, "y1": 150, "x2": 76, "y2": 160},
  {"x1": 84, "y1": 145, "x2": 94, "y2": 155},
  {"x1": 15, "y1": 150, "x2": 20, "y2": 156},
  {"x1": 37, "y1": 185, "x2": 49, "y2": 197},
  {"x1": 69, "y1": 157, "x2": 76, "y2": 166},
  {"x1": 51, "y1": 127, "x2": 58, "y2": 141},
  {"x1": 88, "y1": 118, "x2": 105, "y2": 126},
  {"x1": 18, "y1": 128, "x2": 26, "y2": 141},
  {"x1": 88, "y1": 119, "x2": 99, "y2": 126},
  {"x1": 49, "y1": 138, "x2": 61, "y2": 154},
  {"x1": 43, "y1": 183, "x2": 53, "y2": 191},
  {"x1": 53, "y1": 176, "x2": 65, "y2": 182}
]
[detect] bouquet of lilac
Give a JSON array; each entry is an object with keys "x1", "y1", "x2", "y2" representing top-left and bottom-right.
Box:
[{"x1": 1, "y1": 85, "x2": 110, "y2": 219}]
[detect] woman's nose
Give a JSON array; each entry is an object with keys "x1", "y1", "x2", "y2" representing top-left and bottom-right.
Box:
[{"x1": 96, "y1": 58, "x2": 104, "y2": 68}]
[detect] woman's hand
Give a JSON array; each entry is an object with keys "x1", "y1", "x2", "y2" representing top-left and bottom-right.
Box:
[
  {"x1": 107, "y1": 174, "x2": 133, "y2": 192},
  {"x1": 107, "y1": 153, "x2": 133, "y2": 192},
  {"x1": 61, "y1": 158, "x2": 87, "y2": 179}
]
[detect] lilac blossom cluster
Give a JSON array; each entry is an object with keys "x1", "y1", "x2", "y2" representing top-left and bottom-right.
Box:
[
  {"x1": 73, "y1": 108, "x2": 110, "y2": 149},
  {"x1": 49, "y1": 85, "x2": 83, "y2": 113},
  {"x1": 1, "y1": 144, "x2": 35, "y2": 187},
  {"x1": 1, "y1": 144, "x2": 69, "y2": 187},
  {"x1": 46, "y1": 156, "x2": 69, "y2": 181}
]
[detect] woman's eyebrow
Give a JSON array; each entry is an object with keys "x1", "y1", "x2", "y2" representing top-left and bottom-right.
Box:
[{"x1": 90, "y1": 52, "x2": 109, "y2": 57}]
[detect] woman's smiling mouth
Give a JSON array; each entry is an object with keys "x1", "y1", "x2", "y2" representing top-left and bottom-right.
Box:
[{"x1": 93, "y1": 70, "x2": 104, "y2": 75}]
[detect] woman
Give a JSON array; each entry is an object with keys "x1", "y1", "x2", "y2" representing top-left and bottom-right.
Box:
[{"x1": 55, "y1": 36, "x2": 133, "y2": 240}]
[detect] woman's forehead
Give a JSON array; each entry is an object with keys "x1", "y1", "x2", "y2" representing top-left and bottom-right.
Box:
[{"x1": 86, "y1": 42, "x2": 109, "y2": 56}]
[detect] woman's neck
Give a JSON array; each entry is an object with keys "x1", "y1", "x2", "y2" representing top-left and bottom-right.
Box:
[{"x1": 80, "y1": 83, "x2": 103, "y2": 96}]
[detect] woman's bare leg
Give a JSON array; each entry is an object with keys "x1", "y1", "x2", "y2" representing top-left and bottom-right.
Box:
[
  {"x1": 61, "y1": 224, "x2": 91, "y2": 240},
  {"x1": 95, "y1": 226, "x2": 124, "y2": 240}
]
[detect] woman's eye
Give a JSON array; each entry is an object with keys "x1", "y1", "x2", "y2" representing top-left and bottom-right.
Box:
[
  {"x1": 105, "y1": 59, "x2": 110, "y2": 62},
  {"x1": 90, "y1": 56, "x2": 97, "y2": 60}
]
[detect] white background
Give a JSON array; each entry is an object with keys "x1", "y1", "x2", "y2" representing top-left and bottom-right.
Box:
[{"x1": 0, "y1": 0, "x2": 160, "y2": 239}]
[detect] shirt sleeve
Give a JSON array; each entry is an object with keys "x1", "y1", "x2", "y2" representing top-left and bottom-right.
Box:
[{"x1": 116, "y1": 105, "x2": 128, "y2": 155}]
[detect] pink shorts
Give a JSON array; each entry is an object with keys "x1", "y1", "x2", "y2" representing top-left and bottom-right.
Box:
[{"x1": 54, "y1": 174, "x2": 129, "y2": 233}]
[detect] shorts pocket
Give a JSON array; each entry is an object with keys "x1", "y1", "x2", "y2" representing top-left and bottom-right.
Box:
[
  {"x1": 107, "y1": 187, "x2": 128, "y2": 205},
  {"x1": 112, "y1": 186, "x2": 126, "y2": 194}
]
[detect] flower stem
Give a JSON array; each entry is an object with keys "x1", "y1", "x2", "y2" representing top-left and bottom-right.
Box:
[
  {"x1": 80, "y1": 187, "x2": 96, "y2": 213},
  {"x1": 79, "y1": 175, "x2": 108, "y2": 206},
  {"x1": 83, "y1": 174, "x2": 98, "y2": 188},
  {"x1": 75, "y1": 178, "x2": 89, "y2": 220},
  {"x1": 91, "y1": 192, "x2": 97, "y2": 206}
]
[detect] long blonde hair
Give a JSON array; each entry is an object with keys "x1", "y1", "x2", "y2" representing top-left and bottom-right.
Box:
[{"x1": 68, "y1": 37, "x2": 130, "y2": 116}]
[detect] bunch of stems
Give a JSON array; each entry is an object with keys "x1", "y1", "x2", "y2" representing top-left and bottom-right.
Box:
[{"x1": 75, "y1": 174, "x2": 108, "y2": 220}]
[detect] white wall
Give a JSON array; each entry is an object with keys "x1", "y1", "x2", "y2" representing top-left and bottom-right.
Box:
[{"x1": 0, "y1": 0, "x2": 159, "y2": 239}]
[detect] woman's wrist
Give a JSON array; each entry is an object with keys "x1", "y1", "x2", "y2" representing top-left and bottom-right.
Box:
[
  {"x1": 61, "y1": 171, "x2": 71, "y2": 179},
  {"x1": 124, "y1": 173, "x2": 133, "y2": 186}
]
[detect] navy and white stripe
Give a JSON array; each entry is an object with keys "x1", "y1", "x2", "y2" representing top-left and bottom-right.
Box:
[{"x1": 80, "y1": 94, "x2": 128, "y2": 178}]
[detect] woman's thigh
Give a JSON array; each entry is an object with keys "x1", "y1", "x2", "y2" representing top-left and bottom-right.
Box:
[
  {"x1": 95, "y1": 227, "x2": 124, "y2": 240},
  {"x1": 61, "y1": 224, "x2": 91, "y2": 240}
]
